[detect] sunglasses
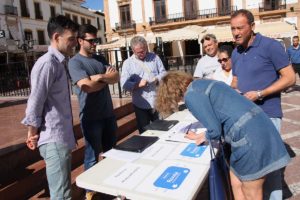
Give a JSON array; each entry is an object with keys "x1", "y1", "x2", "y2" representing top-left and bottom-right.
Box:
[
  {"x1": 81, "y1": 38, "x2": 99, "y2": 44},
  {"x1": 217, "y1": 57, "x2": 230, "y2": 63}
]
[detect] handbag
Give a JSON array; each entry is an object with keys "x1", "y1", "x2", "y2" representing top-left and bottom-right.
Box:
[{"x1": 209, "y1": 140, "x2": 233, "y2": 200}]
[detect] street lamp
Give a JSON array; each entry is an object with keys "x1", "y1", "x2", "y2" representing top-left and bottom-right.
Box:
[{"x1": 15, "y1": 39, "x2": 34, "y2": 82}]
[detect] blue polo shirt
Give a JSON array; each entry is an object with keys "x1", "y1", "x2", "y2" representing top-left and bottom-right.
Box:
[
  {"x1": 232, "y1": 33, "x2": 289, "y2": 118},
  {"x1": 287, "y1": 45, "x2": 300, "y2": 64}
]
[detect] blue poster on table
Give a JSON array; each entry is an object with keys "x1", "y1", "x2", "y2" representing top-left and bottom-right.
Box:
[
  {"x1": 154, "y1": 166, "x2": 190, "y2": 189},
  {"x1": 180, "y1": 143, "x2": 206, "y2": 158}
]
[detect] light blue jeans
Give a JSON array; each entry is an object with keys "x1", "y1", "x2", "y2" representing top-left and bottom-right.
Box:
[
  {"x1": 264, "y1": 118, "x2": 283, "y2": 200},
  {"x1": 39, "y1": 143, "x2": 72, "y2": 200}
]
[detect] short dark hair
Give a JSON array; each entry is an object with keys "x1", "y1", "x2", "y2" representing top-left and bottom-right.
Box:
[
  {"x1": 200, "y1": 34, "x2": 217, "y2": 44},
  {"x1": 78, "y1": 24, "x2": 98, "y2": 39},
  {"x1": 47, "y1": 15, "x2": 79, "y2": 39},
  {"x1": 231, "y1": 9, "x2": 254, "y2": 25},
  {"x1": 218, "y1": 45, "x2": 234, "y2": 58},
  {"x1": 293, "y1": 35, "x2": 299, "y2": 40}
]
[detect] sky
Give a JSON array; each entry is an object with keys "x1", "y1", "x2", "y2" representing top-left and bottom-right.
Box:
[{"x1": 81, "y1": 0, "x2": 104, "y2": 11}]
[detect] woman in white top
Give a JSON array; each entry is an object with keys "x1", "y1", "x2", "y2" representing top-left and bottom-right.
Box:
[{"x1": 213, "y1": 45, "x2": 233, "y2": 85}]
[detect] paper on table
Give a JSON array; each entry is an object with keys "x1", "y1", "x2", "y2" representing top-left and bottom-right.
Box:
[
  {"x1": 103, "y1": 163, "x2": 154, "y2": 190},
  {"x1": 160, "y1": 121, "x2": 207, "y2": 143},
  {"x1": 182, "y1": 111, "x2": 198, "y2": 122},
  {"x1": 141, "y1": 142, "x2": 177, "y2": 161},
  {"x1": 135, "y1": 160, "x2": 209, "y2": 200},
  {"x1": 102, "y1": 149, "x2": 142, "y2": 162}
]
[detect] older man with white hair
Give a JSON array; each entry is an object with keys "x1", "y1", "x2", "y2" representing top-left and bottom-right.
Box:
[{"x1": 121, "y1": 36, "x2": 166, "y2": 133}]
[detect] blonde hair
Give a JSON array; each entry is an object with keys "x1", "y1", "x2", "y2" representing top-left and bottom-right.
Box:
[{"x1": 156, "y1": 71, "x2": 193, "y2": 116}]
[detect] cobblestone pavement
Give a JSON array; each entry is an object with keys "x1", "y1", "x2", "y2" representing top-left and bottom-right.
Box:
[
  {"x1": 281, "y1": 84, "x2": 300, "y2": 200},
  {"x1": 0, "y1": 81, "x2": 299, "y2": 199}
]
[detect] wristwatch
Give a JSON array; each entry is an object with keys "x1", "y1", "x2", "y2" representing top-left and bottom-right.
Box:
[{"x1": 257, "y1": 90, "x2": 263, "y2": 100}]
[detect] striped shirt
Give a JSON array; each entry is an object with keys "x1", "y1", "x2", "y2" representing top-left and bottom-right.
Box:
[{"x1": 22, "y1": 46, "x2": 76, "y2": 150}]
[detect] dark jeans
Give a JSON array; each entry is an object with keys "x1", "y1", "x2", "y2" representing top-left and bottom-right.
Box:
[
  {"x1": 80, "y1": 117, "x2": 117, "y2": 170},
  {"x1": 133, "y1": 105, "x2": 159, "y2": 134},
  {"x1": 292, "y1": 63, "x2": 300, "y2": 78}
]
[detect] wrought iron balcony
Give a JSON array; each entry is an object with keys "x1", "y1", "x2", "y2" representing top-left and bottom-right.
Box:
[
  {"x1": 259, "y1": 1, "x2": 286, "y2": 12},
  {"x1": 149, "y1": 6, "x2": 237, "y2": 26},
  {"x1": 4, "y1": 5, "x2": 18, "y2": 15},
  {"x1": 115, "y1": 21, "x2": 136, "y2": 31}
]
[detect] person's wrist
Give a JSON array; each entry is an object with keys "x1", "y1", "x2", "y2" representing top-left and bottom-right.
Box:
[{"x1": 257, "y1": 90, "x2": 264, "y2": 100}]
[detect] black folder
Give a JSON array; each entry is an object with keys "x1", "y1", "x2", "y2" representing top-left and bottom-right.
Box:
[
  {"x1": 114, "y1": 135, "x2": 159, "y2": 153},
  {"x1": 144, "y1": 120, "x2": 179, "y2": 131}
]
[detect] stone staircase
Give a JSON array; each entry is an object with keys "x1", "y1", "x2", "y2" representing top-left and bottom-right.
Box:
[{"x1": 0, "y1": 102, "x2": 138, "y2": 200}]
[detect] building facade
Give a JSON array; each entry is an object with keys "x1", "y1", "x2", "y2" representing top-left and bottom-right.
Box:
[
  {"x1": 103, "y1": 0, "x2": 299, "y2": 61},
  {"x1": 0, "y1": 0, "x2": 106, "y2": 62}
]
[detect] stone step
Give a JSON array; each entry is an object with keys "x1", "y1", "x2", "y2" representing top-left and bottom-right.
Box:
[{"x1": 0, "y1": 102, "x2": 138, "y2": 199}]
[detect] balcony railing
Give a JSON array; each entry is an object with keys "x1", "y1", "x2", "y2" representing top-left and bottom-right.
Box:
[
  {"x1": 149, "y1": 6, "x2": 237, "y2": 25},
  {"x1": 4, "y1": 5, "x2": 18, "y2": 15},
  {"x1": 259, "y1": 1, "x2": 286, "y2": 12},
  {"x1": 115, "y1": 21, "x2": 136, "y2": 31}
]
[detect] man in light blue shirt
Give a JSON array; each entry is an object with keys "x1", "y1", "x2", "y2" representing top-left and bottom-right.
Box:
[
  {"x1": 22, "y1": 15, "x2": 78, "y2": 199},
  {"x1": 287, "y1": 35, "x2": 300, "y2": 78},
  {"x1": 121, "y1": 36, "x2": 166, "y2": 133}
]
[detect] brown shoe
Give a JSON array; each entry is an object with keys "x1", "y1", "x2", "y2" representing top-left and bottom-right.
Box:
[{"x1": 85, "y1": 191, "x2": 96, "y2": 200}]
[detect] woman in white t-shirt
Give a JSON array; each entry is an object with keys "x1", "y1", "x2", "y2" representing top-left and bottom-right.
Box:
[{"x1": 213, "y1": 45, "x2": 233, "y2": 85}]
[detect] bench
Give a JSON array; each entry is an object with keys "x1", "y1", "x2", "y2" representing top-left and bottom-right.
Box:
[{"x1": 0, "y1": 101, "x2": 138, "y2": 200}]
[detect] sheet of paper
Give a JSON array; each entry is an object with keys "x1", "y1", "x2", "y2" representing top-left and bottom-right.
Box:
[
  {"x1": 182, "y1": 111, "x2": 198, "y2": 122},
  {"x1": 167, "y1": 143, "x2": 211, "y2": 165},
  {"x1": 135, "y1": 160, "x2": 209, "y2": 200},
  {"x1": 141, "y1": 142, "x2": 177, "y2": 161},
  {"x1": 102, "y1": 149, "x2": 142, "y2": 162},
  {"x1": 103, "y1": 163, "x2": 154, "y2": 190},
  {"x1": 159, "y1": 121, "x2": 207, "y2": 143}
]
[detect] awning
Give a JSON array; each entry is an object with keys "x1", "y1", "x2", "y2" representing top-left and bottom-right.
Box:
[
  {"x1": 155, "y1": 25, "x2": 206, "y2": 42},
  {"x1": 97, "y1": 25, "x2": 205, "y2": 50},
  {"x1": 201, "y1": 21, "x2": 297, "y2": 42},
  {"x1": 97, "y1": 34, "x2": 156, "y2": 50}
]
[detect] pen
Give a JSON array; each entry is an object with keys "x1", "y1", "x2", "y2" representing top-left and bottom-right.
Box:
[{"x1": 185, "y1": 123, "x2": 192, "y2": 134}]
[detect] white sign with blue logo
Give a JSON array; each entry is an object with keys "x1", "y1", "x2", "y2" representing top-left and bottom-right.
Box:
[
  {"x1": 135, "y1": 160, "x2": 209, "y2": 199},
  {"x1": 167, "y1": 143, "x2": 211, "y2": 164}
]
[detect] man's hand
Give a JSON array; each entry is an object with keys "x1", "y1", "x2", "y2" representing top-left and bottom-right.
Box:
[
  {"x1": 138, "y1": 79, "x2": 148, "y2": 88},
  {"x1": 244, "y1": 91, "x2": 260, "y2": 101},
  {"x1": 26, "y1": 126, "x2": 39, "y2": 150},
  {"x1": 106, "y1": 66, "x2": 116, "y2": 74},
  {"x1": 185, "y1": 131, "x2": 206, "y2": 145},
  {"x1": 90, "y1": 74, "x2": 104, "y2": 82}
]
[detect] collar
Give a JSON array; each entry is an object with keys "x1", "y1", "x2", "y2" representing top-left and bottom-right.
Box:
[
  {"x1": 237, "y1": 33, "x2": 262, "y2": 53},
  {"x1": 48, "y1": 46, "x2": 66, "y2": 64}
]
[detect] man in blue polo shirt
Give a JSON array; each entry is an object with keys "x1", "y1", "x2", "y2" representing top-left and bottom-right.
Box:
[
  {"x1": 230, "y1": 9, "x2": 295, "y2": 200},
  {"x1": 287, "y1": 35, "x2": 300, "y2": 79}
]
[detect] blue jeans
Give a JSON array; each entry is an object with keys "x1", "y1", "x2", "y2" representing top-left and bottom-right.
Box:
[
  {"x1": 263, "y1": 118, "x2": 283, "y2": 200},
  {"x1": 39, "y1": 143, "x2": 72, "y2": 200},
  {"x1": 80, "y1": 117, "x2": 117, "y2": 170}
]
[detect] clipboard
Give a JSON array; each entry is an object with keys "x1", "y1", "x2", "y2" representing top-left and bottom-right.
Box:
[
  {"x1": 114, "y1": 135, "x2": 159, "y2": 153},
  {"x1": 144, "y1": 120, "x2": 179, "y2": 131}
]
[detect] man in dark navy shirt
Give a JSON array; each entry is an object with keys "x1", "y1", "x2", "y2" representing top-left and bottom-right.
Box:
[{"x1": 230, "y1": 9, "x2": 295, "y2": 200}]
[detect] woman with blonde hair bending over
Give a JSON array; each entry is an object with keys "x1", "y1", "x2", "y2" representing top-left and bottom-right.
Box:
[{"x1": 156, "y1": 71, "x2": 290, "y2": 200}]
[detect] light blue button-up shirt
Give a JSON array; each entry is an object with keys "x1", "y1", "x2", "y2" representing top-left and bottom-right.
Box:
[
  {"x1": 287, "y1": 45, "x2": 300, "y2": 64},
  {"x1": 121, "y1": 52, "x2": 166, "y2": 109},
  {"x1": 22, "y1": 46, "x2": 76, "y2": 150}
]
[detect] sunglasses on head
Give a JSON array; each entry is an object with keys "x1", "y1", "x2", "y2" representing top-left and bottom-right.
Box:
[
  {"x1": 217, "y1": 57, "x2": 230, "y2": 63},
  {"x1": 81, "y1": 38, "x2": 99, "y2": 44}
]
